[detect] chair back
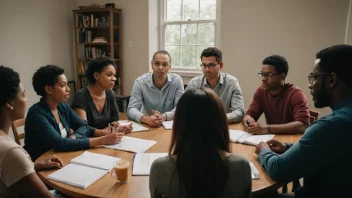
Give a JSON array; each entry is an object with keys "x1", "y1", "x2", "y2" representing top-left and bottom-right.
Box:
[{"x1": 11, "y1": 118, "x2": 25, "y2": 145}]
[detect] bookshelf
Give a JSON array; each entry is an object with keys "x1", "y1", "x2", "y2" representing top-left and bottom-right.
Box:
[{"x1": 72, "y1": 8, "x2": 123, "y2": 94}]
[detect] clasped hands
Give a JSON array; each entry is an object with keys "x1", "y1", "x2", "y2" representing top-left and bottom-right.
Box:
[
  {"x1": 242, "y1": 118, "x2": 269, "y2": 135},
  {"x1": 141, "y1": 110, "x2": 166, "y2": 127}
]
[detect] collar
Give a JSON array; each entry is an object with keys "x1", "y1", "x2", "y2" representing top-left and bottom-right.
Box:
[
  {"x1": 202, "y1": 72, "x2": 224, "y2": 87},
  {"x1": 149, "y1": 72, "x2": 171, "y2": 89}
]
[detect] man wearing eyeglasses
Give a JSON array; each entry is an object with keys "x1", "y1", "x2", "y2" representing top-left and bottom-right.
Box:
[
  {"x1": 242, "y1": 55, "x2": 310, "y2": 134},
  {"x1": 127, "y1": 50, "x2": 184, "y2": 127},
  {"x1": 185, "y1": 47, "x2": 244, "y2": 123},
  {"x1": 255, "y1": 45, "x2": 352, "y2": 198}
]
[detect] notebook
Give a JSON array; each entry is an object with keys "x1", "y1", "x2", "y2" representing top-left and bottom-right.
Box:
[
  {"x1": 132, "y1": 153, "x2": 168, "y2": 175},
  {"x1": 104, "y1": 136, "x2": 157, "y2": 153},
  {"x1": 229, "y1": 130, "x2": 274, "y2": 146},
  {"x1": 161, "y1": 121, "x2": 173, "y2": 130},
  {"x1": 118, "y1": 120, "x2": 149, "y2": 132},
  {"x1": 250, "y1": 162, "x2": 260, "y2": 180},
  {"x1": 47, "y1": 151, "x2": 120, "y2": 189}
]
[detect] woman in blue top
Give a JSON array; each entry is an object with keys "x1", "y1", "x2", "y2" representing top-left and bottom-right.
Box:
[
  {"x1": 71, "y1": 57, "x2": 132, "y2": 133},
  {"x1": 24, "y1": 65, "x2": 126, "y2": 161}
]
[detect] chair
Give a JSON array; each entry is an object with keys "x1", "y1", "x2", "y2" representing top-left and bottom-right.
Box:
[
  {"x1": 282, "y1": 109, "x2": 320, "y2": 193},
  {"x1": 11, "y1": 118, "x2": 25, "y2": 145},
  {"x1": 116, "y1": 95, "x2": 131, "y2": 112}
]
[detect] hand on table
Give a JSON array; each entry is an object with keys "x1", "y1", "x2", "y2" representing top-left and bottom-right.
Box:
[{"x1": 35, "y1": 155, "x2": 64, "y2": 170}]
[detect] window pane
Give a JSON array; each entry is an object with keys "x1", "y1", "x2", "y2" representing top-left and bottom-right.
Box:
[
  {"x1": 181, "y1": 46, "x2": 197, "y2": 68},
  {"x1": 166, "y1": 0, "x2": 181, "y2": 21},
  {"x1": 166, "y1": 46, "x2": 181, "y2": 67},
  {"x1": 181, "y1": 24, "x2": 197, "y2": 45},
  {"x1": 165, "y1": 25, "x2": 180, "y2": 45},
  {"x1": 198, "y1": 23, "x2": 214, "y2": 45},
  {"x1": 183, "y1": 0, "x2": 199, "y2": 21},
  {"x1": 199, "y1": 0, "x2": 216, "y2": 20}
]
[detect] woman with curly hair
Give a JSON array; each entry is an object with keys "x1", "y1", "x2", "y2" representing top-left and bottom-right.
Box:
[{"x1": 0, "y1": 65, "x2": 63, "y2": 197}]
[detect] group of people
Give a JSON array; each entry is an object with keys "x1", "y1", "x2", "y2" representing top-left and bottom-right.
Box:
[{"x1": 0, "y1": 44, "x2": 351, "y2": 198}]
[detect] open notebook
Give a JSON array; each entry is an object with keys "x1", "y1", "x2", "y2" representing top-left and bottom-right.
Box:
[
  {"x1": 132, "y1": 153, "x2": 168, "y2": 175},
  {"x1": 229, "y1": 130, "x2": 274, "y2": 146},
  {"x1": 161, "y1": 121, "x2": 173, "y2": 130},
  {"x1": 47, "y1": 151, "x2": 120, "y2": 189},
  {"x1": 118, "y1": 120, "x2": 149, "y2": 132},
  {"x1": 105, "y1": 136, "x2": 157, "y2": 153}
]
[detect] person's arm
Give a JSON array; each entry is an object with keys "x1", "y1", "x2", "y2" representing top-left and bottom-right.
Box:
[
  {"x1": 258, "y1": 121, "x2": 345, "y2": 183},
  {"x1": 127, "y1": 80, "x2": 145, "y2": 122},
  {"x1": 165, "y1": 75, "x2": 184, "y2": 120},
  {"x1": 3, "y1": 148, "x2": 53, "y2": 198},
  {"x1": 227, "y1": 79, "x2": 245, "y2": 123},
  {"x1": 244, "y1": 87, "x2": 263, "y2": 123}
]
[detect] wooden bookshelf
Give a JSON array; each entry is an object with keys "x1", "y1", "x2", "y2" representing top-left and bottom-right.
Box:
[{"x1": 72, "y1": 7, "x2": 123, "y2": 94}]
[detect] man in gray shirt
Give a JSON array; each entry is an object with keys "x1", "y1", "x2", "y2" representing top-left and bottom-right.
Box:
[
  {"x1": 127, "y1": 50, "x2": 184, "y2": 127},
  {"x1": 186, "y1": 47, "x2": 244, "y2": 123}
]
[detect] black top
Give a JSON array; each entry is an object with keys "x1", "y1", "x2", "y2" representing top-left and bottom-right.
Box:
[{"x1": 71, "y1": 87, "x2": 119, "y2": 129}]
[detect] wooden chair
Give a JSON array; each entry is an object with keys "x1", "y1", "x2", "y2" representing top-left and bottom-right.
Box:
[
  {"x1": 11, "y1": 118, "x2": 25, "y2": 145},
  {"x1": 282, "y1": 109, "x2": 320, "y2": 193}
]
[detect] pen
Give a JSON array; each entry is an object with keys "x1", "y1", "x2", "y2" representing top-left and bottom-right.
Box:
[
  {"x1": 246, "y1": 120, "x2": 250, "y2": 127},
  {"x1": 110, "y1": 123, "x2": 115, "y2": 133}
]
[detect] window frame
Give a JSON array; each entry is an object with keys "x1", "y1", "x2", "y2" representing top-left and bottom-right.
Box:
[{"x1": 159, "y1": 0, "x2": 221, "y2": 75}]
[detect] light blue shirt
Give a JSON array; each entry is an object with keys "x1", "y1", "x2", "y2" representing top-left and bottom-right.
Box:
[
  {"x1": 186, "y1": 72, "x2": 244, "y2": 123},
  {"x1": 127, "y1": 72, "x2": 184, "y2": 122}
]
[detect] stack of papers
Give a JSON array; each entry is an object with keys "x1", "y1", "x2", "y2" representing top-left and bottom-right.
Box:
[
  {"x1": 161, "y1": 121, "x2": 173, "y2": 130},
  {"x1": 104, "y1": 136, "x2": 157, "y2": 153},
  {"x1": 250, "y1": 162, "x2": 260, "y2": 180},
  {"x1": 118, "y1": 120, "x2": 149, "y2": 132},
  {"x1": 229, "y1": 130, "x2": 274, "y2": 146},
  {"x1": 47, "y1": 151, "x2": 120, "y2": 189},
  {"x1": 132, "y1": 153, "x2": 168, "y2": 175}
]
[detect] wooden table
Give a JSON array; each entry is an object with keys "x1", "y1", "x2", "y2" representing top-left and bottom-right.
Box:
[{"x1": 36, "y1": 115, "x2": 301, "y2": 198}]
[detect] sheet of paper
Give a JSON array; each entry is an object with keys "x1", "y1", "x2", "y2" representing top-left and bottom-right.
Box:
[
  {"x1": 47, "y1": 164, "x2": 107, "y2": 189},
  {"x1": 242, "y1": 134, "x2": 275, "y2": 146},
  {"x1": 229, "y1": 130, "x2": 246, "y2": 142},
  {"x1": 132, "y1": 153, "x2": 168, "y2": 175},
  {"x1": 118, "y1": 120, "x2": 149, "y2": 132},
  {"x1": 104, "y1": 136, "x2": 157, "y2": 153},
  {"x1": 250, "y1": 162, "x2": 260, "y2": 180},
  {"x1": 70, "y1": 151, "x2": 120, "y2": 171},
  {"x1": 161, "y1": 121, "x2": 173, "y2": 130}
]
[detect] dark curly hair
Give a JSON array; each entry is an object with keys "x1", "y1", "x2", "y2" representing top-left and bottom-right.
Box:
[
  {"x1": 86, "y1": 57, "x2": 116, "y2": 85},
  {"x1": 32, "y1": 65, "x2": 64, "y2": 97},
  {"x1": 152, "y1": 50, "x2": 172, "y2": 63},
  {"x1": 0, "y1": 66, "x2": 20, "y2": 111},
  {"x1": 316, "y1": 44, "x2": 352, "y2": 88},
  {"x1": 200, "y1": 47, "x2": 223, "y2": 63},
  {"x1": 262, "y1": 55, "x2": 289, "y2": 78}
]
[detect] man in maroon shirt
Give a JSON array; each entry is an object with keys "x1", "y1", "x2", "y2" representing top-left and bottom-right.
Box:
[{"x1": 243, "y1": 55, "x2": 310, "y2": 134}]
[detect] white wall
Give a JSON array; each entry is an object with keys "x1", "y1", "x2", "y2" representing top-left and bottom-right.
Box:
[
  {"x1": 221, "y1": 0, "x2": 350, "y2": 118},
  {"x1": 346, "y1": 0, "x2": 352, "y2": 44}
]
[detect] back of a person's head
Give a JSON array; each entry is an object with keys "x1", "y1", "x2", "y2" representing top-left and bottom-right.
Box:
[
  {"x1": 262, "y1": 55, "x2": 289, "y2": 77},
  {"x1": 316, "y1": 44, "x2": 352, "y2": 89},
  {"x1": 32, "y1": 65, "x2": 64, "y2": 97},
  {"x1": 170, "y1": 88, "x2": 230, "y2": 198},
  {"x1": 0, "y1": 66, "x2": 20, "y2": 114}
]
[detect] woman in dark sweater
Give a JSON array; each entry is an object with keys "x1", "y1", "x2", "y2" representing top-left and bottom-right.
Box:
[{"x1": 24, "y1": 65, "x2": 125, "y2": 161}]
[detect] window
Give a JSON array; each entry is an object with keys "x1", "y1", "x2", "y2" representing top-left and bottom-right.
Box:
[{"x1": 160, "y1": 0, "x2": 220, "y2": 71}]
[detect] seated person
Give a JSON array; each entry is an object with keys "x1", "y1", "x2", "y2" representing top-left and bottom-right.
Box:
[
  {"x1": 186, "y1": 47, "x2": 244, "y2": 123},
  {"x1": 243, "y1": 55, "x2": 310, "y2": 134},
  {"x1": 255, "y1": 45, "x2": 352, "y2": 198},
  {"x1": 71, "y1": 57, "x2": 132, "y2": 133},
  {"x1": 0, "y1": 65, "x2": 63, "y2": 197},
  {"x1": 150, "y1": 88, "x2": 252, "y2": 198},
  {"x1": 24, "y1": 65, "x2": 125, "y2": 161},
  {"x1": 127, "y1": 50, "x2": 184, "y2": 127}
]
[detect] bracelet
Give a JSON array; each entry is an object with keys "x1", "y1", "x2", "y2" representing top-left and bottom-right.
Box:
[{"x1": 267, "y1": 125, "x2": 271, "y2": 134}]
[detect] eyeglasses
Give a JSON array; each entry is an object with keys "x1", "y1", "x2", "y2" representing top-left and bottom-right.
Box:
[
  {"x1": 200, "y1": 62, "x2": 219, "y2": 69},
  {"x1": 258, "y1": 72, "x2": 281, "y2": 80},
  {"x1": 153, "y1": 62, "x2": 170, "y2": 67},
  {"x1": 308, "y1": 72, "x2": 330, "y2": 85}
]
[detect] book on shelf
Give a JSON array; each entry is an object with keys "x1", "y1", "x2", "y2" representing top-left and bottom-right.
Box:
[
  {"x1": 132, "y1": 153, "x2": 168, "y2": 175},
  {"x1": 229, "y1": 130, "x2": 274, "y2": 146},
  {"x1": 104, "y1": 136, "x2": 157, "y2": 153},
  {"x1": 77, "y1": 14, "x2": 110, "y2": 28},
  {"x1": 118, "y1": 120, "x2": 149, "y2": 132},
  {"x1": 47, "y1": 151, "x2": 120, "y2": 189}
]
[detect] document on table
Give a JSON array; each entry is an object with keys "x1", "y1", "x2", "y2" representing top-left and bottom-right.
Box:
[
  {"x1": 104, "y1": 136, "x2": 157, "y2": 153},
  {"x1": 229, "y1": 130, "x2": 274, "y2": 146},
  {"x1": 132, "y1": 153, "x2": 168, "y2": 175},
  {"x1": 118, "y1": 120, "x2": 149, "y2": 132},
  {"x1": 250, "y1": 162, "x2": 260, "y2": 180},
  {"x1": 161, "y1": 121, "x2": 173, "y2": 130},
  {"x1": 70, "y1": 151, "x2": 120, "y2": 171}
]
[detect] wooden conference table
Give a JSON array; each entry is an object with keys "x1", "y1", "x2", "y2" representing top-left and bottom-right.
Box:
[{"x1": 36, "y1": 113, "x2": 301, "y2": 198}]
